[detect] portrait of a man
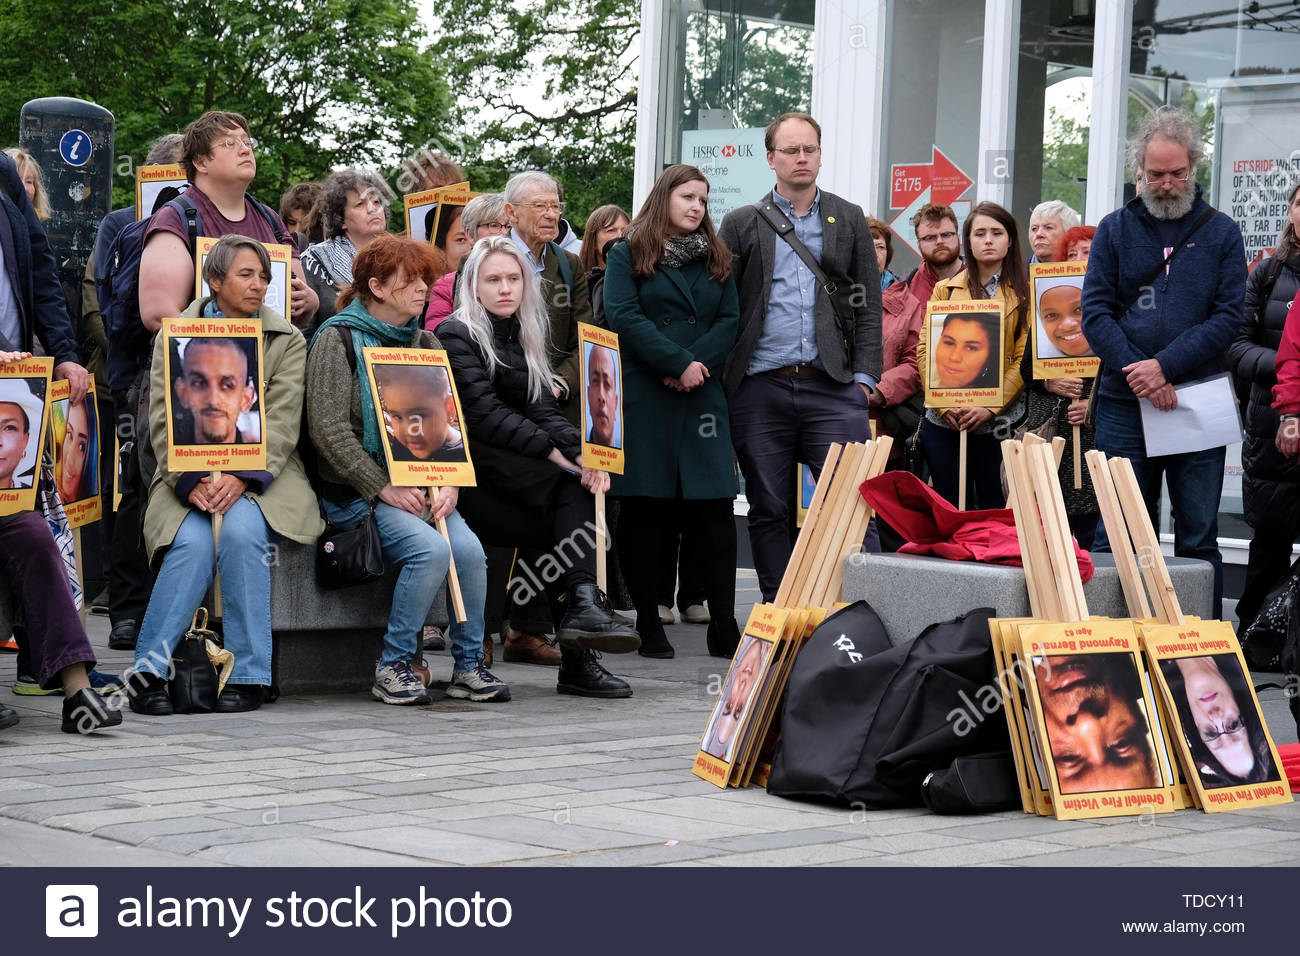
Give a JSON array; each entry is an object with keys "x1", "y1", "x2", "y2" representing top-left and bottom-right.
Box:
[
  {"x1": 172, "y1": 337, "x2": 259, "y2": 444},
  {"x1": 584, "y1": 342, "x2": 621, "y2": 449},
  {"x1": 1032, "y1": 652, "x2": 1161, "y2": 795}
]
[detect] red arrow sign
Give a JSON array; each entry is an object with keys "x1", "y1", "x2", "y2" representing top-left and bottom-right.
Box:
[{"x1": 890, "y1": 145, "x2": 973, "y2": 208}]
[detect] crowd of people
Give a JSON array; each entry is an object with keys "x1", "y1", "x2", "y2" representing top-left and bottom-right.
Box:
[{"x1": 0, "y1": 102, "x2": 1293, "y2": 747}]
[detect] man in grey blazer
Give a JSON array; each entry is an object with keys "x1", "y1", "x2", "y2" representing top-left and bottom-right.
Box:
[{"x1": 719, "y1": 112, "x2": 882, "y2": 601}]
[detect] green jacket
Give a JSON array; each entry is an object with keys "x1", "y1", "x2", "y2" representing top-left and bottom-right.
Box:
[
  {"x1": 601, "y1": 241, "x2": 740, "y2": 499},
  {"x1": 143, "y1": 297, "x2": 323, "y2": 560},
  {"x1": 540, "y1": 243, "x2": 590, "y2": 426}
]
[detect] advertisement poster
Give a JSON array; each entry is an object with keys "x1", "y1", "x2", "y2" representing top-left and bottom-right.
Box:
[{"x1": 680, "y1": 128, "x2": 769, "y2": 222}]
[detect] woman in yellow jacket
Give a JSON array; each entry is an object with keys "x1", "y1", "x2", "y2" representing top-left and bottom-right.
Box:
[{"x1": 916, "y1": 201, "x2": 1029, "y2": 509}]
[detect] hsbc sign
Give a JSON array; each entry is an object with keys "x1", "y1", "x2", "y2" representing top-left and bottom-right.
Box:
[
  {"x1": 680, "y1": 127, "x2": 770, "y2": 221},
  {"x1": 687, "y1": 142, "x2": 755, "y2": 160}
]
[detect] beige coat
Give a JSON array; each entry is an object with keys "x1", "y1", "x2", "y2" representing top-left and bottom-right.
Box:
[{"x1": 143, "y1": 298, "x2": 324, "y2": 560}]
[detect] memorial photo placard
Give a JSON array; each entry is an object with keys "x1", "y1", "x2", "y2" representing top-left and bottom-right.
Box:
[
  {"x1": 0, "y1": 357, "x2": 53, "y2": 517},
  {"x1": 923, "y1": 299, "x2": 1004, "y2": 408},
  {"x1": 135, "y1": 163, "x2": 188, "y2": 220},
  {"x1": 1018, "y1": 619, "x2": 1176, "y2": 820},
  {"x1": 1030, "y1": 262, "x2": 1098, "y2": 380},
  {"x1": 195, "y1": 237, "x2": 292, "y2": 322},
  {"x1": 161, "y1": 317, "x2": 267, "y2": 472},
  {"x1": 363, "y1": 347, "x2": 475, "y2": 488},
  {"x1": 1143, "y1": 620, "x2": 1292, "y2": 812},
  {"x1": 694, "y1": 604, "x2": 789, "y2": 788},
  {"x1": 579, "y1": 323, "x2": 624, "y2": 475},
  {"x1": 48, "y1": 378, "x2": 102, "y2": 527}
]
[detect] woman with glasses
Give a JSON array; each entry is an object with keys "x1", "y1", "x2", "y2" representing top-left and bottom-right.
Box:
[
  {"x1": 302, "y1": 168, "x2": 392, "y2": 326},
  {"x1": 1161, "y1": 655, "x2": 1279, "y2": 787},
  {"x1": 424, "y1": 193, "x2": 510, "y2": 330}
]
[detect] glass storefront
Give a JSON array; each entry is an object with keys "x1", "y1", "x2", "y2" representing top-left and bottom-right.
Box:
[{"x1": 643, "y1": 0, "x2": 1300, "y2": 563}]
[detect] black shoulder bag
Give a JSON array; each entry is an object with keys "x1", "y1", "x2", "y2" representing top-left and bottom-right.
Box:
[
  {"x1": 754, "y1": 198, "x2": 851, "y2": 356},
  {"x1": 313, "y1": 326, "x2": 385, "y2": 589},
  {"x1": 1084, "y1": 206, "x2": 1217, "y2": 427}
]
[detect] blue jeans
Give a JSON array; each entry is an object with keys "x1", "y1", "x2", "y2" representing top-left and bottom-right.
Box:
[
  {"x1": 323, "y1": 498, "x2": 486, "y2": 673},
  {"x1": 134, "y1": 498, "x2": 272, "y2": 685},
  {"x1": 1092, "y1": 398, "x2": 1225, "y2": 618}
]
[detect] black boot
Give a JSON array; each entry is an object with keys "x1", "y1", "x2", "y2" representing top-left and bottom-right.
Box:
[
  {"x1": 706, "y1": 617, "x2": 741, "y2": 659},
  {"x1": 556, "y1": 582, "x2": 640, "y2": 654},
  {"x1": 557, "y1": 646, "x2": 633, "y2": 698},
  {"x1": 62, "y1": 688, "x2": 124, "y2": 734},
  {"x1": 637, "y1": 620, "x2": 674, "y2": 659}
]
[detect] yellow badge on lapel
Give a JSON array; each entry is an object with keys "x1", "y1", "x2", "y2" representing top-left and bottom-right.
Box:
[{"x1": 826, "y1": 216, "x2": 836, "y2": 223}]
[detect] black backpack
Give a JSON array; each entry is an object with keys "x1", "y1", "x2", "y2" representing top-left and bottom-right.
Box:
[
  {"x1": 110, "y1": 195, "x2": 288, "y2": 488},
  {"x1": 767, "y1": 603, "x2": 1010, "y2": 808}
]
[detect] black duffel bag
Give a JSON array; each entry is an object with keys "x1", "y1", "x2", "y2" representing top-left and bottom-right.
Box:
[{"x1": 768, "y1": 603, "x2": 1011, "y2": 808}]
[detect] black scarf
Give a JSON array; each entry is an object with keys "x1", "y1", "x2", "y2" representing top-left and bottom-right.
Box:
[{"x1": 660, "y1": 232, "x2": 709, "y2": 269}]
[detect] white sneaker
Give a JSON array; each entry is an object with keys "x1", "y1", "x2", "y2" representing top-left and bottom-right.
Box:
[
  {"x1": 446, "y1": 663, "x2": 511, "y2": 703},
  {"x1": 658, "y1": 604, "x2": 675, "y2": 625},
  {"x1": 372, "y1": 660, "x2": 432, "y2": 705}
]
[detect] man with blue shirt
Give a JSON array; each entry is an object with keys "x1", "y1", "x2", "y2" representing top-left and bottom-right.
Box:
[
  {"x1": 720, "y1": 112, "x2": 883, "y2": 601},
  {"x1": 1081, "y1": 106, "x2": 1246, "y2": 619}
]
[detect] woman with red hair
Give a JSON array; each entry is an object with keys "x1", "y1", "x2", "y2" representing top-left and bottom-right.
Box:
[
  {"x1": 1056, "y1": 225, "x2": 1096, "y2": 263},
  {"x1": 306, "y1": 235, "x2": 508, "y2": 707}
]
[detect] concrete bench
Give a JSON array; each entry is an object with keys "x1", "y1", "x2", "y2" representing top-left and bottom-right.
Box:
[
  {"x1": 841, "y1": 551, "x2": 1215, "y2": 645},
  {"x1": 0, "y1": 539, "x2": 449, "y2": 696}
]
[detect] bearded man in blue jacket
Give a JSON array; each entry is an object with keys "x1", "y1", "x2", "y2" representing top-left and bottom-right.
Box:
[{"x1": 1081, "y1": 106, "x2": 1247, "y2": 619}]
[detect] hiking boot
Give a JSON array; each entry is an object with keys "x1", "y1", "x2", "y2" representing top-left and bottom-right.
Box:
[
  {"x1": 502, "y1": 627, "x2": 561, "y2": 666},
  {"x1": 446, "y1": 663, "x2": 511, "y2": 703},
  {"x1": 372, "y1": 660, "x2": 432, "y2": 705},
  {"x1": 422, "y1": 625, "x2": 446, "y2": 651},
  {"x1": 411, "y1": 655, "x2": 432, "y2": 687},
  {"x1": 556, "y1": 583, "x2": 640, "y2": 654},
  {"x1": 557, "y1": 647, "x2": 632, "y2": 699},
  {"x1": 61, "y1": 688, "x2": 124, "y2": 734}
]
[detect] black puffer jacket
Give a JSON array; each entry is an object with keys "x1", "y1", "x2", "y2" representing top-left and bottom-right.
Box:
[
  {"x1": 1225, "y1": 251, "x2": 1300, "y2": 529},
  {"x1": 439, "y1": 315, "x2": 582, "y2": 463}
]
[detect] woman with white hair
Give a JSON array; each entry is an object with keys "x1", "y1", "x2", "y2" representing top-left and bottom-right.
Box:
[{"x1": 439, "y1": 236, "x2": 640, "y2": 698}]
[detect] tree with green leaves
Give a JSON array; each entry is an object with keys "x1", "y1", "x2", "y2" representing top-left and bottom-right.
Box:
[
  {"x1": 432, "y1": 0, "x2": 641, "y2": 225},
  {"x1": 0, "y1": 0, "x2": 450, "y2": 208}
]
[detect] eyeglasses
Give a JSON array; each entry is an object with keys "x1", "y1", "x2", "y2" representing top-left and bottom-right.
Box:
[
  {"x1": 772, "y1": 145, "x2": 821, "y2": 156},
  {"x1": 918, "y1": 231, "x2": 958, "y2": 244},
  {"x1": 520, "y1": 201, "x2": 565, "y2": 214},
  {"x1": 214, "y1": 137, "x2": 258, "y2": 151},
  {"x1": 477, "y1": 220, "x2": 508, "y2": 233},
  {"x1": 1202, "y1": 716, "x2": 1247, "y2": 745},
  {"x1": 1141, "y1": 168, "x2": 1190, "y2": 185}
]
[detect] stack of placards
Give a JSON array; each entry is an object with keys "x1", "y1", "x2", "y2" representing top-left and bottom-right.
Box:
[
  {"x1": 692, "y1": 604, "x2": 824, "y2": 789},
  {"x1": 773, "y1": 438, "x2": 893, "y2": 609},
  {"x1": 692, "y1": 440, "x2": 889, "y2": 789},
  {"x1": 992, "y1": 439, "x2": 1292, "y2": 818}
]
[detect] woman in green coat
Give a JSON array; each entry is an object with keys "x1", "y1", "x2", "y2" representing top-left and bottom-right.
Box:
[{"x1": 603, "y1": 164, "x2": 740, "y2": 659}]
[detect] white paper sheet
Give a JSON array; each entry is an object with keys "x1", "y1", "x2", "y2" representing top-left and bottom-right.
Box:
[{"x1": 1140, "y1": 372, "x2": 1242, "y2": 457}]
